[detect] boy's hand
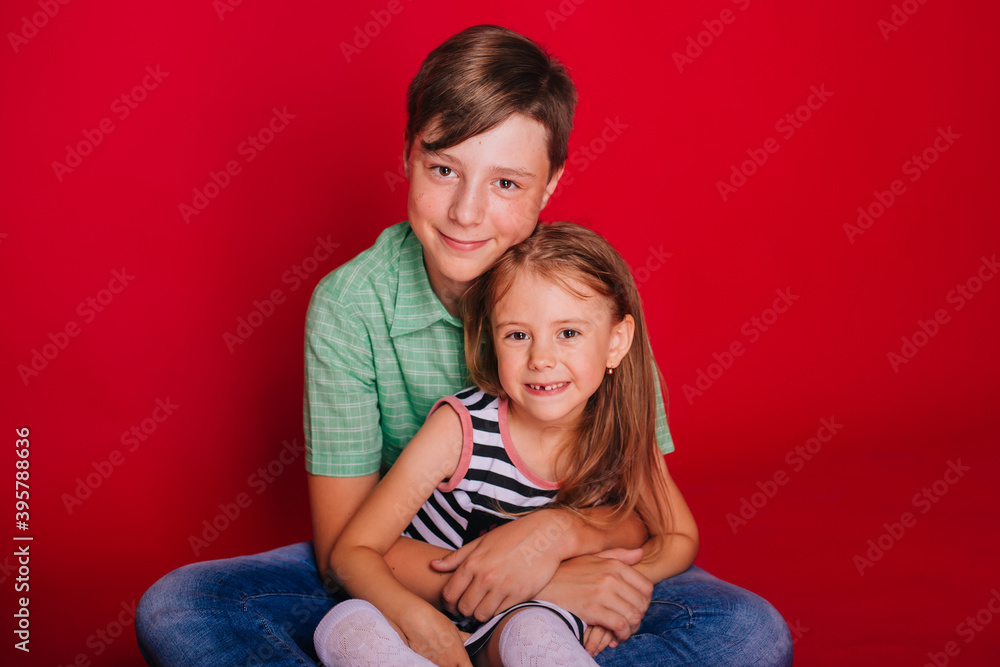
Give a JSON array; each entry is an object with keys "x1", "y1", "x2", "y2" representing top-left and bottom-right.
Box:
[
  {"x1": 398, "y1": 608, "x2": 472, "y2": 667},
  {"x1": 430, "y1": 510, "x2": 571, "y2": 620},
  {"x1": 583, "y1": 624, "x2": 618, "y2": 657},
  {"x1": 536, "y1": 548, "x2": 652, "y2": 641}
]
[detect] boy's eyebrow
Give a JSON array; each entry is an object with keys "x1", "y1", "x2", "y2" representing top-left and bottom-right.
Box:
[
  {"x1": 421, "y1": 149, "x2": 537, "y2": 180},
  {"x1": 492, "y1": 165, "x2": 537, "y2": 180}
]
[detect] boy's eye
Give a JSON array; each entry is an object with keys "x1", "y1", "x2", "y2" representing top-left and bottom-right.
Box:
[
  {"x1": 434, "y1": 166, "x2": 453, "y2": 177},
  {"x1": 558, "y1": 329, "x2": 580, "y2": 339},
  {"x1": 497, "y1": 179, "x2": 517, "y2": 190}
]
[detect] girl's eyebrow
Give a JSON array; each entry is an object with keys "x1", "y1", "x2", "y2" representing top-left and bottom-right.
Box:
[{"x1": 494, "y1": 318, "x2": 591, "y2": 329}]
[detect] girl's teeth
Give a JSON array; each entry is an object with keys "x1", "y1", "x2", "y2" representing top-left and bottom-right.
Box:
[{"x1": 530, "y1": 383, "x2": 565, "y2": 391}]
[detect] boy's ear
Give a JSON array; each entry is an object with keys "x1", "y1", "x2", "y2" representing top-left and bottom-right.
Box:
[
  {"x1": 539, "y1": 165, "x2": 565, "y2": 210},
  {"x1": 403, "y1": 140, "x2": 412, "y2": 180},
  {"x1": 607, "y1": 314, "x2": 635, "y2": 370}
]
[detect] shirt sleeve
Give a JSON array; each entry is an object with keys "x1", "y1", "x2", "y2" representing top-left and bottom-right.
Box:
[
  {"x1": 652, "y1": 363, "x2": 675, "y2": 455},
  {"x1": 304, "y1": 284, "x2": 383, "y2": 477}
]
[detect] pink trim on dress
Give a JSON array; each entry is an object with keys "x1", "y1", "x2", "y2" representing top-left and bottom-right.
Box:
[
  {"x1": 498, "y1": 398, "x2": 561, "y2": 490},
  {"x1": 432, "y1": 396, "x2": 474, "y2": 493}
]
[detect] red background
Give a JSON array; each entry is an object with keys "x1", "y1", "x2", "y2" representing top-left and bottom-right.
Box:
[{"x1": 3, "y1": 1, "x2": 999, "y2": 665}]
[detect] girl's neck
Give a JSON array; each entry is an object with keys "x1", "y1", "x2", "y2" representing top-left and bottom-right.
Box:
[{"x1": 504, "y1": 400, "x2": 578, "y2": 482}]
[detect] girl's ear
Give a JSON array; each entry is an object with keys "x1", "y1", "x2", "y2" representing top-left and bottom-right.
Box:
[{"x1": 607, "y1": 314, "x2": 635, "y2": 369}]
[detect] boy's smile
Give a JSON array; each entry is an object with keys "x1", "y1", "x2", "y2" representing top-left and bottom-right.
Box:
[{"x1": 406, "y1": 113, "x2": 563, "y2": 315}]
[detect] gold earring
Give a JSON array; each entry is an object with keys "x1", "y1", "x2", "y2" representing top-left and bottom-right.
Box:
[{"x1": 606, "y1": 367, "x2": 614, "y2": 375}]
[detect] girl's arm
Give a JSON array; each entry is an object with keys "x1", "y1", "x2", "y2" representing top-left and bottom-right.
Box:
[
  {"x1": 629, "y1": 453, "x2": 700, "y2": 583},
  {"x1": 329, "y1": 404, "x2": 472, "y2": 666}
]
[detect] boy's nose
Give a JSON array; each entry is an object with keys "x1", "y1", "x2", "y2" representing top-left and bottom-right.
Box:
[{"x1": 449, "y1": 181, "x2": 485, "y2": 227}]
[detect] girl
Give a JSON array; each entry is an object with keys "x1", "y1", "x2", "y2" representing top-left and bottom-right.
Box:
[{"x1": 314, "y1": 222, "x2": 698, "y2": 666}]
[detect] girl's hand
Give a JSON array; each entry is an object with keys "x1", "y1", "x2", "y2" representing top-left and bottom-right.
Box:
[
  {"x1": 583, "y1": 625, "x2": 618, "y2": 657},
  {"x1": 398, "y1": 608, "x2": 472, "y2": 667},
  {"x1": 430, "y1": 510, "x2": 571, "y2": 620}
]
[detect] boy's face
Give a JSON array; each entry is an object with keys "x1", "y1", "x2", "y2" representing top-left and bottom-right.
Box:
[{"x1": 406, "y1": 114, "x2": 563, "y2": 305}]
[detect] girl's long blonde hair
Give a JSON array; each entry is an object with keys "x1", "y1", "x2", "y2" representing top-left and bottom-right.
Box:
[{"x1": 462, "y1": 222, "x2": 673, "y2": 539}]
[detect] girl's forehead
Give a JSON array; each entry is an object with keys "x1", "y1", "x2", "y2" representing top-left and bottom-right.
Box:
[{"x1": 492, "y1": 270, "x2": 610, "y2": 318}]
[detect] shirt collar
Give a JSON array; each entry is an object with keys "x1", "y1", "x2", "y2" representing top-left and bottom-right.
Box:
[{"x1": 389, "y1": 224, "x2": 463, "y2": 337}]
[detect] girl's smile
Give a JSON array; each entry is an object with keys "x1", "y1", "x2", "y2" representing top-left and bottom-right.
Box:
[{"x1": 491, "y1": 271, "x2": 633, "y2": 431}]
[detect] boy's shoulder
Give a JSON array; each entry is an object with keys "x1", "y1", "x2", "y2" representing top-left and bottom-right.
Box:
[{"x1": 312, "y1": 221, "x2": 413, "y2": 306}]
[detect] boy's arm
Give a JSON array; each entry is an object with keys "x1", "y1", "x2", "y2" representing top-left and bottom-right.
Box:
[
  {"x1": 431, "y1": 506, "x2": 647, "y2": 619},
  {"x1": 305, "y1": 284, "x2": 461, "y2": 590}
]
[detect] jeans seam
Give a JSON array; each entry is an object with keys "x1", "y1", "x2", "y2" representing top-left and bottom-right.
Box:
[
  {"x1": 647, "y1": 599, "x2": 694, "y2": 631},
  {"x1": 241, "y1": 592, "x2": 333, "y2": 666}
]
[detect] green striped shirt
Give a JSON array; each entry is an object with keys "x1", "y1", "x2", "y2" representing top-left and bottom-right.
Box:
[{"x1": 305, "y1": 222, "x2": 673, "y2": 477}]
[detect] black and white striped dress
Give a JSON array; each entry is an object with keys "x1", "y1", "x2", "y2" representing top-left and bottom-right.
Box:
[{"x1": 401, "y1": 386, "x2": 586, "y2": 653}]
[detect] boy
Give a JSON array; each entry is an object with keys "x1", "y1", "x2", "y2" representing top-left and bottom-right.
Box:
[{"x1": 137, "y1": 25, "x2": 791, "y2": 666}]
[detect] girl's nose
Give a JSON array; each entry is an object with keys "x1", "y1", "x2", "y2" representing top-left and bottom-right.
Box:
[{"x1": 527, "y1": 340, "x2": 556, "y2": 371}]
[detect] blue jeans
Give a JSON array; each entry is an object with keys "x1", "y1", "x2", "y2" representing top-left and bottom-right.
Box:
[{"x1": 136, "y1": 541, "x2": 792, "y2": 666}]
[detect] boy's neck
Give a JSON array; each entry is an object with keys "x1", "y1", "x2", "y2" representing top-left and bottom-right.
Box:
[{"x1": 424, "y1": 263, "x2": 467, "y2": 318}]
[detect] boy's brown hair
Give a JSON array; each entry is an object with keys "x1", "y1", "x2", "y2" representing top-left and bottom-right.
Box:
[{"x1": 406, "y1": 25, "x2": 577, "y2": 180}]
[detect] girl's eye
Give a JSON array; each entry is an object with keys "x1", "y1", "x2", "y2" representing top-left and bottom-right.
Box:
[
  {"x1": 559, "y1": 329, "x2": 580, "y2": 339},
  {"x1": 497, "y1": 179, "x2": 517, "y2": 190},
  {"x1": 507, "y1": 331, "x2": 528, "y2": 341}
]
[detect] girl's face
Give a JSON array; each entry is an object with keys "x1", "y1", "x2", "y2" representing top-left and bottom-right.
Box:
[{"x1": 491, "y1": 272, "x2": 634, "y2": 430}]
